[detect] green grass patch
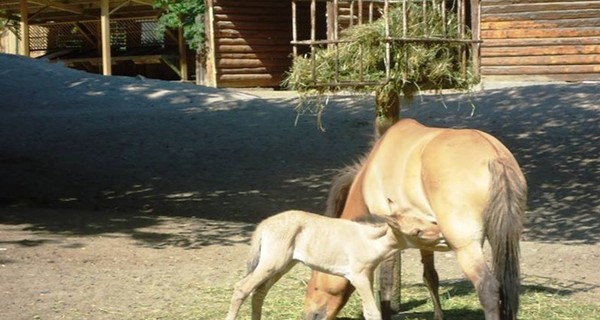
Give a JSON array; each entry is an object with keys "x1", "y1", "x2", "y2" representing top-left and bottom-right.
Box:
[{"x1": 154, "y1": 266, "x2": 599, "y2": 320}]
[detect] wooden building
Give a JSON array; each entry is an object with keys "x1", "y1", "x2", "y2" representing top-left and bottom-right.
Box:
[
  {"x1": 204, "y1": 0, "x2": 599, "y2": 88},
  {"x1": 480, "y1": 0, "x2": 600, "y2": 81},
  {"x1": 204, "y1": 0, "x2": 296, "y2": 88}
]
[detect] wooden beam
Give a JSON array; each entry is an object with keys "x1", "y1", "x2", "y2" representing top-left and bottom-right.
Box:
[
  {"x1": 29, "y1": 0, "x2": 84, "y2": 15},
  {"x1": 100, "y1": 0, "x2": 112, "y2": 75},
  {"x1": 130, "y1": 0, "x2": 155, "y2": 6},
  {"x1": 72, "y1": 22, "x2": 97, "y2": 48},
  {"x1": 178, "y1": 26, "x2": 189, "y2": 81},
  {"x1": 110, "y1": 1, "x2": 132, "y2": 15},
  {"x1": 19, "y1": 0, "x2": 30, "y2": 56}
]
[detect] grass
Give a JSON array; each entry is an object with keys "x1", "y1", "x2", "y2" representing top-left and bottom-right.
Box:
[{"x1": 151, "y1": 266, "x2": 600, "y2": 320}]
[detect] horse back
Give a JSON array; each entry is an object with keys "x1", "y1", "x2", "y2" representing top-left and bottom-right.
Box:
[{"x1": 343, "y1": 119, "x2": 524, "y2": 245}]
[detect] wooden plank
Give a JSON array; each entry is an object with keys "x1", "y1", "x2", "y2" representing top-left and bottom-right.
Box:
[
  {"x1": 482, "y1": 18, "x2": 600, "y2": 30},
  {"x1": 216, "y1": 21, "x2": 291, "y2": 31},
  {"x1": 482, "y1": 27, "x2": 600, "y2": 39},
  {"x1": 214, "y1": 13, "x2": 290, "y2": 23},
  {"x1": 212, "y1": 1, "x2": 289, "y2": 9},
  {"x1": 217, "y1": 74, "x2": 283, "y2": 88},
  {"x1": 482, "y1": 54, "x2": 600, "y2": 66},
  {"x1": 482, "y1": 44, "x2": 600, "y2": 57},
  {"x1": 217, "y1": 52, "x2": 290, "y2": 59},
  {"x1": 217, "y1": 44, "x2": 292, "y2": 53},
  {"x1": 482, "y1": 2, "x2": 600, "y2": 14},
  {"x1": 213, "y1": 6, "x2": 291, "y2": 15},
  {"x1": 482, "y1": 73, "x2": 600, "y2": 82},
  {"x1": 482, "y1": 9, "x2": 600, "y2": 22},
  {"x1": 217, "y1": 58, "x2": 291, "y2": 68},
  {"x1": 217, "y1": 38, "x2": 291, "y2": 46},
  {"x1": 215, "y1": 29, "x2": 291, "y2": 39},
  {"x1": 482, "y1": 37, "x2": 600, "y2": 47},
  {"x1": 219, "y1": 67, "x2": 289, "y2": 74},
  {"x1": 481, "y1": 64, "x2": 600, "y2": 75},
  {"x1": 483, "y1": 0, "x2": 596, "y2": 4}
]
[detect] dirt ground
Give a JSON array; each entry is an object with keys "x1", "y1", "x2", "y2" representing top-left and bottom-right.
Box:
[{"x1": 0, "y1": 54, "x2": 599, "y2": 319}]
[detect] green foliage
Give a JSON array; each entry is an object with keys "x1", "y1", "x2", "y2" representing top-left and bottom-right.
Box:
[{"x1": 153, "y1": 0, "x2": 205, "y2": 50}]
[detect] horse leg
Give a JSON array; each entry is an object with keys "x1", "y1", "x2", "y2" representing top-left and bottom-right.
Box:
[
  {"x1": 251, "y1": 263, "x2": 296, "y2": 320},
  {"x1": 351, "y1": 271, "x2": 382, "y2": 320},
  {"x1": 304, "y1": 271, "x2": 355, "y2": 320},
  {"x1": 420, "y1": 249, "x2": 444, "y2": 320},
  {"x1": 379, "y1": 252, "x2": 401, "y2": 320},
  {"x1": 455, "y1": 243, "x2": 501, "y2": 320}
]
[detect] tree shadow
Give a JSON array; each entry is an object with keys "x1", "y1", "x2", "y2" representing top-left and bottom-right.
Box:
[
  {"x1": 338, "y1": 277, "x2": 599, "y2": 320},
  {"x1": 0, "y1": 53, "x2": 598, "y2": 248},
  {"x1": 403, "y1": 83, "x2": 599, "y2": 244}
]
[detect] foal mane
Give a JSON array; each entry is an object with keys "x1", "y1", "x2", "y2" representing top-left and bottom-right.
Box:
[{"x1": 351, "y1": 214, "x2": 388, "y2": 226}]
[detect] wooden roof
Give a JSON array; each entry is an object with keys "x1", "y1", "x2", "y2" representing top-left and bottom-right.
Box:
[{"x1": 0, "y1": 0, "x2": 162, "y2": 24}]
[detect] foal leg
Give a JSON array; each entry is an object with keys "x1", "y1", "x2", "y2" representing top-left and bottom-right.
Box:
[
  {"x1": 225, "y1": 262, "x2": 290, "y2": 320},
  {"x1": 351, "y1": 272, "x2": 382, "y2": 320},
  {"x1": 455, "y1": 244, "x2": 501, "y2": 320},
  {"x1": 251, "y1": 263, "x2": 296, "y2": 320},
  {"x1": 420, "y1": 250, "x2": 444, "y2": 320}
]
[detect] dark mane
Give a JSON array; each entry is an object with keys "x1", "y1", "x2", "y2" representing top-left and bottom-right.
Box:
[{"x1": 352, "y1": 214, "x2": 388, "y2": 226}]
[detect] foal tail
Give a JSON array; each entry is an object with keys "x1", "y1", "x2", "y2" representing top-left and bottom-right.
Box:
[
  {"x1": 246, "y1": 227, "x2": 263, "y2": 274},
  {"x1": 485, "y1": 158, "x2": 527, "y2": 320}
]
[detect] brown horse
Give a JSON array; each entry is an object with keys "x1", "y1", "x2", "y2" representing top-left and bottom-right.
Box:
[{"x1": 304, "y1": 119, "x2": 527, "y2": 320}]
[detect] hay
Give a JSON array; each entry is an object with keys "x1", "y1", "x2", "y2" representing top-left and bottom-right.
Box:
[{"x1": 283, "y1": 1, "x2": 477, "y2": 114}]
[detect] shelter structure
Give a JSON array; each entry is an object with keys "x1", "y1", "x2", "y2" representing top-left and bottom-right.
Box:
[{"x1": 0, "y1": 0, "x2": 191, "y2": 80}]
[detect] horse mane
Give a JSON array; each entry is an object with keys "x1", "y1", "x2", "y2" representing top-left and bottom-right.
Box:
[{"x1": 324, "y1": 158, "x2": 365, "y2": 218}]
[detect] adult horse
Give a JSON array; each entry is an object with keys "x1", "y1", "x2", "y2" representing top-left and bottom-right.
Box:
[{"x1": 304, "y1": 118, "x2": 527, "y2": 320}]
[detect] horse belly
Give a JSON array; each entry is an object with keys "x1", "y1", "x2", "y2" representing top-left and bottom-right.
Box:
[{"x1": 361, "y1": 122, "x2": 441, "y2": 219}]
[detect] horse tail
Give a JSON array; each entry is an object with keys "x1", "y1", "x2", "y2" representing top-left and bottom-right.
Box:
[
  {"x1": 246, "y1": 226, "x2": 263, "y2": 274},
  {"x1": 325, "y1": 161, "x2": 361, "y2": 218},
  {"x1": 484, "y1": 158, "x2": 527, "y2": 320}
]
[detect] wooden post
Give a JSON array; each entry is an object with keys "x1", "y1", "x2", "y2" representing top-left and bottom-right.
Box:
[
  {"x1": 178, "y1": 26, "x2": 189, "y2": 81},
  {"x1": 100, "y1": 0, "x2": 112, "y2": 75},
  {"x1": 19, "y1": 0, "x2": 30, "y2": 56},
  {"x1": 470, "y1": 0, "x2": 481, "y2": 81},
  {"x1": 205, "y1": 0, "x2": 217, "y2": 87},
  {"x1": 292, "y1": 0, "x2": 298, "y2": 56}
]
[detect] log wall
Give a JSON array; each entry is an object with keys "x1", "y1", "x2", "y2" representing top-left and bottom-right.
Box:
[
  {"x1": 480, "y1": 0, "x2": 600, "y2": 81},
  {"x1": 206, "y1": 0, "x2": 294, "y2": 88}
]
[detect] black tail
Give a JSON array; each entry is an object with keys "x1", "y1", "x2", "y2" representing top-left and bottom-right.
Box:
[{"x1": 484, "y1": 158, "x2": 527, "y2": 320}]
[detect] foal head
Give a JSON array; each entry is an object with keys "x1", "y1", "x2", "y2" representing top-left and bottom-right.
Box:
[{"x1": 384, "y1": 212, "x2": 446, "y2": 248}]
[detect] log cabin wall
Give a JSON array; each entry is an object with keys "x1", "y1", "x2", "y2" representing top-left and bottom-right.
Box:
[
  {"x1": 480, "y1": 0, "x2": 600, "y2": 81},
  {"x1": 206, "y1": 0, "x2": 295, "y2": 88}
]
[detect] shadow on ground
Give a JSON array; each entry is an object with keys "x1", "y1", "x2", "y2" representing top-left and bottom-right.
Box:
[
  {"x1": 337, "y1": 277, "x2": 600, "y2": 320},
  {"x1": 0, "y1": 59, "x2": 598, "y2": 248}
]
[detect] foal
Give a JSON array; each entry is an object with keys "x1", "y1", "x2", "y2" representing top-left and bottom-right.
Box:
[{"x1": 225, "y1": 209, "x2": 444, "y2": 320}]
